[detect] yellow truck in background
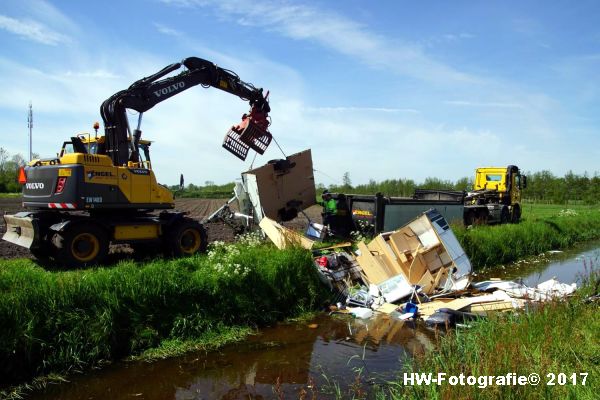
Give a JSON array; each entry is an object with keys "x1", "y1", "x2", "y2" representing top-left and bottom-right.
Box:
[
  {"x1": 463, "y1": 165, "x2": 527, "y2": 225},
  {"x1": 414, "y1": 165, "x2": 527, "y2": 226}
]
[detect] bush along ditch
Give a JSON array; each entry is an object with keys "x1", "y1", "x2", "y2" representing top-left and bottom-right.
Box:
[
  {"x1": 0, "y1": 238, "x2": 329, "y2": 387},
  {"x1": 453, "y1": 209, "x2": 600, "y2": 268}
]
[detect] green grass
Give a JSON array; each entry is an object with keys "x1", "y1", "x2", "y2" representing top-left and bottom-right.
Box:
[
  {"x1": 0, "y1": 192, "x2": 20, "y2": 198},
  {"x1": 0, "y1": 243, "x2": 329, "y2": 388},
  {"x1": 382, "y1": 271, "x2": 600, "y2": 400},
  {"x1": 135, "y1": 325, "x2": 253, "y2": 361},
  {"x1": 522, "y1": 202, "x2": 599, "y2": 219},
  {"x1": 454, "y1": 206, "x2": 600, "y2": 269}
]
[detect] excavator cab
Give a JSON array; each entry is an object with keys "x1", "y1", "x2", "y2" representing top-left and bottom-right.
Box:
[{"x1": 60, "y1": 135, "x2": 154, "y2": 170}]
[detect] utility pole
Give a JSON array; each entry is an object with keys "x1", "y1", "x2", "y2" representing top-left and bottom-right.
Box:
[{"x1": 27, "y1": 102, "x2": 33, "y2": 161}]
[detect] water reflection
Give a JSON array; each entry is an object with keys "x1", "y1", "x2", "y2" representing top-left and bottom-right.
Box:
[
  {"x1": 35, "y1": 314, "x2": 435, "y2": 400},
  {"x1": 477, "y1": 243, "x2": 600, "y2": 286}
]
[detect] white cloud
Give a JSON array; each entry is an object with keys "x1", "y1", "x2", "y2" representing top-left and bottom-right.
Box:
[
  {"x1": 443, "y1": 32, "x2": 475, "y2": 41},
  {"x1": 159, "y1": 0, "x2": 476, "y2": 84},
  {"x1": 0, "y1": 14, "x2": 70, "y2": 45},
  {"x1": 0, "y1": 58, "x2": 124, "y2": 114},
  {"x1": 63, "y1": 70, "x2": 120, "y2": 79},
  {"x1": 154, "y1": 22, "x2": 182, "y2": 37},
  {"x1": 306, "y1": 106, "x2": 419, "y2": 114},
  {"x1": 444, "y1": 100, "x2": 524, "y2": 109}
]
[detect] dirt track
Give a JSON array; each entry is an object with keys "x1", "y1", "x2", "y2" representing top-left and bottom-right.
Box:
[{"x1": 0, "y1": 197, "x2": 321, "y2": 261}]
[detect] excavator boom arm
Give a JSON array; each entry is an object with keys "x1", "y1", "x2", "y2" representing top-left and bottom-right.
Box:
[{"x1": 100, "y1": 57, "x2": 271, "y2": 166}]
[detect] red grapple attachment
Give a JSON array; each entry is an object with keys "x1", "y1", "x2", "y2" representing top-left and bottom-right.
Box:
[{"x1": 222, "y1": 105, "x2": 272, "y2": 161}]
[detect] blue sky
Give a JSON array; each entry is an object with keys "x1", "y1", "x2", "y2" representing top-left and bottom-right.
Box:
[{"x1": 0, "y1": 0, "x2": 598, "y2": 186}]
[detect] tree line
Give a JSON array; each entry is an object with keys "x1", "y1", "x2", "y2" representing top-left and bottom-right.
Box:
[
  {"x1": 324, "y1": 170, "x2": 600, "y2": 205},
  {"x1": 167, "y1": 181, "x2": 235, "y2": 199},
  {"x1": 0, "y1": 148, "x2": 30, "y2": 193}
]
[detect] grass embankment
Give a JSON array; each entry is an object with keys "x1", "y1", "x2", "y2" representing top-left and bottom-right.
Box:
[
  {"x1": 385, "y1": 272, "x2": 600, "y2": 400},
  {"x1": 0, "y1": 240, "x2": 328, "y2": 388},
  {"x1": 454, "y1": 206, "x2": 600, "y2": 268}
]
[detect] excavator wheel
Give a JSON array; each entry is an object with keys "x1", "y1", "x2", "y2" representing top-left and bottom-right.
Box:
[
  {"x1": 53, "y1": 224, "x2": 109, "y2": 268},
  {"x1": 30, "y1": 243, "x2": 56, "y2": 266},
  {"x1": 165, "y1": 219, "x2": 207, "y2": 257}
]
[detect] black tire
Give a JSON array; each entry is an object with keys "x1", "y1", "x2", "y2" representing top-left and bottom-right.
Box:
[
  {"x1": 500, "y1": 206, "x2": 510, "y2": 224},
  {"x1": 511, "y1": 204, "x2": 521, "y2": 223},
  {"x1": 165, "y1": 219, "x2": 207, "y2": 257},
  {"x1": 54, "y1": 224, "x2": 109, "y2": 268}
]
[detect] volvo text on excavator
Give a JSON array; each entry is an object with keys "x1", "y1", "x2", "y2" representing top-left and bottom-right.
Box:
[{"x1": 3, "y1": 57, "x2": 273, "y2": 267}]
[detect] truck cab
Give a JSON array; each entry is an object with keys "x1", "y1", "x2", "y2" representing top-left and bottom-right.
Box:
[{"x1": 466, "y1": 165, "x2": 527, "y2": 224}]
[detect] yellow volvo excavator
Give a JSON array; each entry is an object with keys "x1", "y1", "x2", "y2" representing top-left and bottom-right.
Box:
[{"x1": 3, "y1": 57, "x2": 273, "y2": 267}]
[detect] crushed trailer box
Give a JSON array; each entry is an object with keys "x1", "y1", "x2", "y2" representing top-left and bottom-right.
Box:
[{"x1": 356, "y1": 208, "x2": 471, "y2": 295}]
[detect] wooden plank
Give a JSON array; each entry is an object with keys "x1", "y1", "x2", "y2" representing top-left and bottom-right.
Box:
[
  {"x1": 416, "y1": 298, "x2": 455, "y2": 318},
  {"x1": 389, "y1": 229, "x2": 420, "y2": 255},
  {"x1": 356, "y1": 241, "x2": 390, "y2": 284},
  {"x1": 259, "y1": 217, "x2": 314, "y2": 250},
  {"x1": 375, "y1": 303, "x2": 400, "y2": 314},
  {"x1": 370, "y1": 235, "x2": 406, "y2": 277},
  {"x1": 420, "y1": 246, "x2": 444, "y2": 272},
  {"x1": 409, "y1": 254, "x2": 428, "y2": 284},
  {"x1": 432, "y1": 268, "x2": 447, "y2": 290},
  {"x1": 418, "y1": 293, "x2": 507, "y2": 318},
  {"x1": 315, "y1": 242, "x2": 353, "y2": 251},
  {"x1": 388, "y1": 237, "x2": 425, "y2": 284},
  {"x1": 416, "y1": 270, "x2": 435, "y2": 294},
  {"x1": 470, "y1": 300, "x2": 516, "y2": 313}
]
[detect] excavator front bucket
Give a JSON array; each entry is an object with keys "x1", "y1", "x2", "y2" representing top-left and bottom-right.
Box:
[
  {"x1": 223, "y1": 120, "x2": 272, "y2": 161},
  {"x1": 3, "y1": 213, "x2": 36, "y2": 249}
]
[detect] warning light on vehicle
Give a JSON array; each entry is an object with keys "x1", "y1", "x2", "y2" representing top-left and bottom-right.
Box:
[
  {"x1": 55, "y1": 177, "x2": 67, "y2": 194},
  {"x1": 17, "y1": 167, "x2": 27, "y2": 184}
]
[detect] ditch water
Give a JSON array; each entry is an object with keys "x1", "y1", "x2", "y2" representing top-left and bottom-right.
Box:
[{"x1": 32, "y1": 242, "x2": 600, "y2": 400}]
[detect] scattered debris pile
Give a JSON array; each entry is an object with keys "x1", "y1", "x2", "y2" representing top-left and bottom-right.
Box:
[
  {"x1": 305, "y1": 209, "x2": 578, "y2": 326},
  {"x1": 235, "y1": 151, "x2": 578, "y2": 327},
  {"x1": 355, "y1": 209, "x2": 471, "y2": 296}
]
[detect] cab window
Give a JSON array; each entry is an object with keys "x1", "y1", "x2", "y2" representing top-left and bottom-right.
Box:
[
  {"x1": 60, "y1": 142, "x2": 74, "y2": 157},
  {"x1": 139, "y1": 143, "x2": 151, "y2": 168},
  {"x1": 485, "y1": 174, "x2": 502, "y2": 182}
]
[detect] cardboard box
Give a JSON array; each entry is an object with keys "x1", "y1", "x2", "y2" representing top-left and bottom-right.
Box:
[{"x1": 243, "y1": 149, "x2": 316, "y2": 221}]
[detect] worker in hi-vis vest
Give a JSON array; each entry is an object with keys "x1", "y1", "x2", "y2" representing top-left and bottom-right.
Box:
[{"x1": 320, "y1": 190, "x2": 338, "y2": 229}]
